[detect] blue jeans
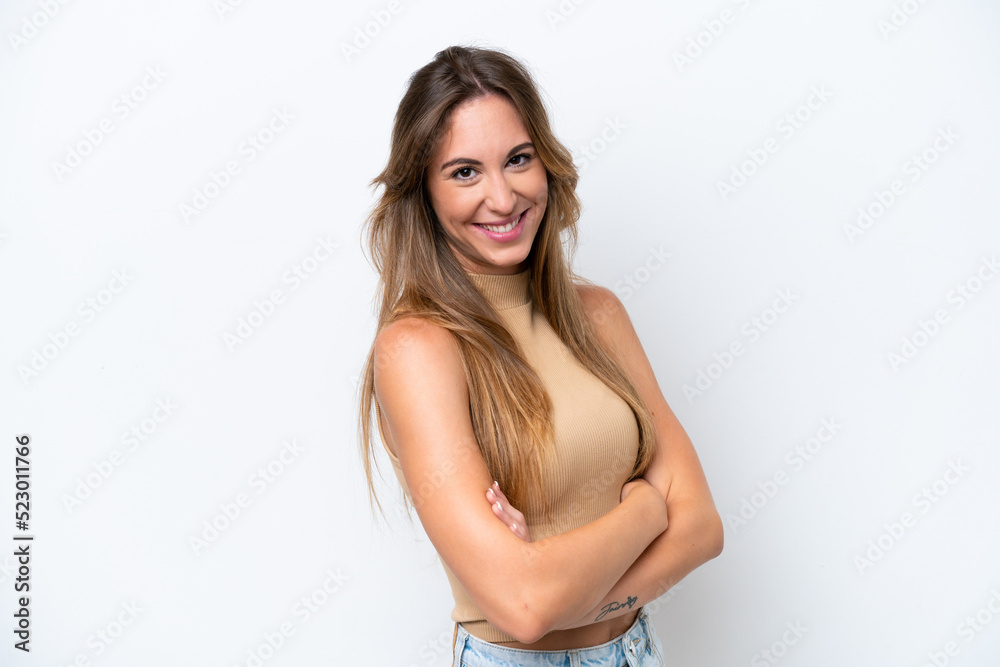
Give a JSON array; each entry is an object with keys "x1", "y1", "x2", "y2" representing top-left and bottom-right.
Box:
[{"x1": 452, "y1": 607, "x2": 665, "y2": 666}]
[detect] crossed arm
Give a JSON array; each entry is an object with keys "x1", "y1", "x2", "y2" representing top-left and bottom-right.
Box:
[
  {"x1": 375, "y1": 286, "x2": 722, "y2": 642},
  {"x1": 487, "y1": 285, "x2": 724, "y2": 631}
]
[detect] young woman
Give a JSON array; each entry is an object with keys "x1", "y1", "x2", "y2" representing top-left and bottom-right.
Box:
[{"x1": 357, "y1": 44, "x2": 723, "y2": 666}]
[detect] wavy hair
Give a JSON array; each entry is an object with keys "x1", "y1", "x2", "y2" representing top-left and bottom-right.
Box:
[{"x1": 357, "y1": 44, "x2": 656, "y2": 527}]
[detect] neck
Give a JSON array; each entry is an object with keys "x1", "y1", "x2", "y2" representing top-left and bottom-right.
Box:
[{"x1": 464, "y1": 267, "x2": 532, "y2": 311}]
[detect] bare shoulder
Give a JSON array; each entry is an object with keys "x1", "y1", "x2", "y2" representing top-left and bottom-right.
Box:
[
  {"x1": 573, "y1": 282, "x2": 632, "y2": 352},
  {"x1": 374, "y1": 316, "x2": 463, "y2": 381}
]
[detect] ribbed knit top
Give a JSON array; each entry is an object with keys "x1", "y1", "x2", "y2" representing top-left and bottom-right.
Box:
[{"x1": 374, "y1": 268, "x2": 640, "y2": 643}]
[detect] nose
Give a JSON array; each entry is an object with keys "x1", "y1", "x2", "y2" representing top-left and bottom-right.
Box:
[{"x1": 483, "y1": 172, "x2": 516, "y2": 216}]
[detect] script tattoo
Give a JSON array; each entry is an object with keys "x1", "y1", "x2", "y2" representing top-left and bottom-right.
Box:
[{"x1": 594, "y1": 595, "x2": 638, "y2": 621}]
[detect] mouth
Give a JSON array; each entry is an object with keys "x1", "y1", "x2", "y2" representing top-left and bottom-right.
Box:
[{"x1": 474, "y1": 209, "x2": 526, "y2": 235}]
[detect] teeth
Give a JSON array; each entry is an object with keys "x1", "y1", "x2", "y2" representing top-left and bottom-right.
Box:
[{"x1": 477, "y1": 212, "x2": 522, "y2": 234}]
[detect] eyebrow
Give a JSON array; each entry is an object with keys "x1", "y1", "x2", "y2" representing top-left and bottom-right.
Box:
[{"x1": 439, "y1": 142, "x2": 535, "y2": 172}]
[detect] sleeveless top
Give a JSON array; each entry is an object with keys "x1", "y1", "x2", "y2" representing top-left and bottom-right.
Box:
[{"x1": 374, "y1": 267, "x2": 640, "y2": 643}]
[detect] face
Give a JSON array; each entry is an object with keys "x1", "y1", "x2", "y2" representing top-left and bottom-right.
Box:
[{"x1": 425, "y1": 94, "x2": 548, "y2": 275}]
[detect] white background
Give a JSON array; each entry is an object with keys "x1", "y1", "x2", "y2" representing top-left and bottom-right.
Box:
[{"x1": 1, "y1": 1, "x2": 999, "y2": 665}]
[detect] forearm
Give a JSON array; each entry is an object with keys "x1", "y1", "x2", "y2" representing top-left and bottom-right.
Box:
[
  {"x1": 526, "y1": 487, "x2": 667, "y2": 637},
  {"x1": 553, "y1": 498, "x2": 723, "y2": 630}
]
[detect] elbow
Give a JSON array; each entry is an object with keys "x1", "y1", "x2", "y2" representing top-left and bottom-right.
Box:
[
  {"x1": 476, "y1": 545, "x2": 555, "y2": 644},
  {"x1": 484, "y1": 579, "x2": 553, "y2": 644},
  {"x1": 704, "y1": 509, "x2": 724, "y2": 560},
  {"x1": 510, "y1": 617, "x2": 548, "y2": 646},
  {"x1": 488, "y1": 602, "x2": 548, "y2": 645},
  {"x1": 514, "y1": 546, "x2": 561, "y2": 643},
  {"x1": 503, "y1": 587, "x2": 553, "y2": 645}
]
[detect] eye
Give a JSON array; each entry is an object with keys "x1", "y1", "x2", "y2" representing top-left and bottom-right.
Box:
[
  {"x1": 450, "y1": 153, "x2": 533, "y2": 182},
  {"x1": 509, "y1": 153, "x2": 532, "y2": 167}
]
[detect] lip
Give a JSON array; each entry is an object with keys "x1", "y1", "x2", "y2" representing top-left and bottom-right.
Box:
[
  {"x1": 473, "y1": 209, "x2": 527, "y2": 242},
  {"x1": 478, "y1": 210, "x2": 524, "y2": 226}
]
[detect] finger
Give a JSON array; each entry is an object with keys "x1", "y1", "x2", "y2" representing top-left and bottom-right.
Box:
[
  {"x1": 490, "y1": 483, "x2": 519, "y2": 516},
  {"x1": 489, "y1": 483, "x2": 527, "y2": 527},
  {"x1": 510, "y1": 522, "x2": 524, "y2": 540},
  {"x1": 510, "y1": 521, "x2": 529, "y2": 542},
  {"x1": 491, "y1": 480, "x2": 514, "y2": 504},
  {"x1": 504, "y1": 503, "x2": 526, "y2": 526},
  {"x1": 489, "y1": 497, "x2": 507, "y2": 522},
  {"x1": 487, "y1": 486, "x2": 514, "y2": 515}
]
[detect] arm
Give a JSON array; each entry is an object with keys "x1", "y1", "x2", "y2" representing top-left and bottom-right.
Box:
[
  {"x1": 374, "y1": 317, "x2": 669, "y2": 644},
  {"x1": 553, "y1": 286, "x2": 724, "y2": 629},
  {"x1": 555, "y1": 498, "x2": 722, "y2": 629}
]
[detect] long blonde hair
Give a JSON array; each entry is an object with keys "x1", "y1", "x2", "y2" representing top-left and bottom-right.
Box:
[{"x1": 357, "y1": 44, "x2": 656, "y2": 527}]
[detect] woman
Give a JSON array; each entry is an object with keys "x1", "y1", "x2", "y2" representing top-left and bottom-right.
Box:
[{"x1": 357, "y1": 44, "x2": 723, "y2": 666}]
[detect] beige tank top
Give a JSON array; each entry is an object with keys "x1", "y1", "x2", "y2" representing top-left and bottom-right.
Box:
[{"x1": 374, "y1": 267, "x2": 640, "y2": 643}]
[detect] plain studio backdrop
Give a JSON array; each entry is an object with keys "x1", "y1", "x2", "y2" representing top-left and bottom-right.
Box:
[{"x1": 1, "y1": 1, "x2": 999, "y2": 665}]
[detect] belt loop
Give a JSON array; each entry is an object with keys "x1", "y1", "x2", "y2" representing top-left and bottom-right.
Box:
[{"x1": 451, "y1": 623, "x2": 463, "y2": 667}]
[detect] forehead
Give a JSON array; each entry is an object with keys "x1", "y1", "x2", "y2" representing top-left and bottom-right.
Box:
[{"x1": 433, "y1": 94, "x2": 530, "y2": 160}]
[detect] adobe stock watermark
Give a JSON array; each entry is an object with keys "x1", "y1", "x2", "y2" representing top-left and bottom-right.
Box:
[
  {"x1": 61, "y1": 397, "x2": 178, "y2": 514},
  {"x1": 843, "y1": 126, "x2": 958, "y2": 244},
  {"x1": 56, "y1": 600, "x2": 143, "y2": 666},
  {"x1": 717, "y1": 85, "x2": 833, "y2": 202},
  {"x1": 916, "y1": 588, "x2": 1000, "y2": 667},
  {"x1": 403, "y1": 628, "x2": 454, "y2": 667},
  {"x1": 613, "y1": 245, "x2": 670, "y2": 300},
  {"x1": 340, "y1": 0, "x2": 404, "y2": 63},
  {"x1": 887, "y1": 254, "x2": 997, "y2": 372},
  {"x1": 573, "y1": 116, "x2": 627, "y2": 174},
  {"x1": 16, "y1": 269, "x2": 134, "y2": 386},
  {"x1": 544, "y1": 0, "x2": 589, "y2": 30},
  {"x1": 177, "y1": 106, "x2": 294, "y2": 223},
  {"x1": 7, "y1": 0, "x2": 74, "y2": 53},
  {"x1": 51, "y1": 64, "x2": 168, "y2": 182},
  {"x1": 641, "y1": 578, "x2": 685, "y2": 619},
  {"x1": 750, "y1": 620, "x2": 809, "y2": 667},
  {"x1": 725, "y1": 417, "x2": 843, "y2": 533},
  {"x1": 400, "y1": 438, "x2": 477, "y2": 515},
  {"x1": 231, "y1": 567, "x2": 349, "y2": 667},
  {"x1": 223, "y1": 234, "x2": 339, "y2": 351},
  {"x1": 853, "y1": 458, "x2": 971, "y2": 575},
  {"x1": 877, "y1": 0, "x2": 932, "y2": 40},
  {"x1": 212, "y1": 0, "x2": 250, "y2": 20},
  {"x1": 673, "y1": 0, "x2": 760, "y2": 73},
  {"x1": 188, "y1": 438, "x2": 306, "y2": 556},
  {"x1": 682, "y1": 288, "x2": 799, "y2": 403},
  {"x1": 350, "y1": 325, "x2": 417, "y2": 392}
]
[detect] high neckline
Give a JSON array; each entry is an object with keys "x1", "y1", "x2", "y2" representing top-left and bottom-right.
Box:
[{"x1": 465, "y1": 268, "x2": 532, "y2": 311}]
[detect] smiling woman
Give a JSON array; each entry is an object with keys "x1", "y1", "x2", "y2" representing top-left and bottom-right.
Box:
[
  {"x1": 425, "y1": 98, "x2": 546, "y2": 271},
  {"x1": 356, "y1": 44, "x2": 723, "y2": 667}
]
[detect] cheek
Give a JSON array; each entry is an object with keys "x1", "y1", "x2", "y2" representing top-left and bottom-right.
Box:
[
  {"x1": 532, "y1": 184, "x2": 549, "y2": 210},
  {"x1": 528, "y1": 172, "x2": 549, "y2": 204},
  {"x1": 431, "y1": 187, "x2": 474, "y2": 224},
  {"x1": 446, "y1": 193, "x2": 480, "y2": 223}
]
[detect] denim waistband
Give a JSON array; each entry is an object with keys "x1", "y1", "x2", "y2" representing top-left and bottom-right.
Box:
[{"x1": 452, "y1": 606, "x2": 664, "y2": 666}]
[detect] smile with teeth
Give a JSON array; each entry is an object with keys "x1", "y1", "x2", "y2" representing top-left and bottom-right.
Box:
[{"x1": 474, "y1": 210, "x2": 524, "y2": 233}]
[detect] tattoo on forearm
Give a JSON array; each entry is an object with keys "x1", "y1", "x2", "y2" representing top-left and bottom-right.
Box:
[{"x1": 594, "y1": 595, "x2": 638, "y2": 621}]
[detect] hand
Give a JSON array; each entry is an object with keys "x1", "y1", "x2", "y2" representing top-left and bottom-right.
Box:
[
  {"x1": 621, "y1": 477, "x2": 669, "y2": 531},
  {"x1": 620, "y1": 477, "x2": 652, "y2": 503},
  {"x1": 486, "y1": 481, "x2": 532, "y2": 542}
]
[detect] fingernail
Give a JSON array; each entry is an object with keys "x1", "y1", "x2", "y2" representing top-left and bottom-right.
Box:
[
  {"x1": 493, "y1": 480, "x2": 499, "y2": 490},
  {"x1": 494, "y1": 501, "x2": 502, "y2": 512},
  {"x1": 510, "y1": 522, "x2": 517, "y2": 532},
  {"x1": 487, "y1": 488, "x2": 495, "y2": 499}
]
